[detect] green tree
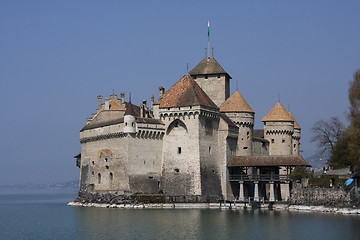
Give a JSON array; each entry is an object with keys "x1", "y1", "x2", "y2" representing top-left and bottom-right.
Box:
[
  {"x1": 328, "y1": 70, "x2": 360, "y2": 172},
  {"x1": 290, "y1": 166, "x2": 312, "y2": 181},
  {"x1": 330, "y1": 130, "x2": 351, "y2": 169},
  {"x1": 347, "y1": 70, "x2": 360, "y2": 172}
]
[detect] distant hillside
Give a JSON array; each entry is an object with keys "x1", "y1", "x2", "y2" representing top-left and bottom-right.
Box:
[
  {"x1": 304, "y1": 154, "x2": 328, "y2": 171},
  {"x1": 0, "y1": 180, "x2": 78, "y2": 190}
]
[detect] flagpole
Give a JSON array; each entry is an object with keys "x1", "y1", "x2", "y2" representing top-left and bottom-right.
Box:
[{"x1": 207, "y1": 20, "x2": 210, "y2": 58}]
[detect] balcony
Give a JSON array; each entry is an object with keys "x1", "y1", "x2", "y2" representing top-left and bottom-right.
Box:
[{"x1": 229, "y1": 174, "x2": 290, "y2": 182}]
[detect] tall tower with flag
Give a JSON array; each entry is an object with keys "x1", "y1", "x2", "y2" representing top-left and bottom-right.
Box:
[{"x1": 189, "y1": 21, "x2": 231, "y2": 106}]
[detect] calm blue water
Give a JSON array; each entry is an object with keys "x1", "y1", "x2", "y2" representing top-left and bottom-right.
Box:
[{"x1": 1, "y1": 190, "x2": 360, "y2": 240}]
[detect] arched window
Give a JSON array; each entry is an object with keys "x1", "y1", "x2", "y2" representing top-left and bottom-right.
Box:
[{"x1": 166, "y1": 119, "x2": 188, "y2": 135}]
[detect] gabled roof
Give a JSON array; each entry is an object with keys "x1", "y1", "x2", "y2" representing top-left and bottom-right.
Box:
[
  {"x1": 81, "y1": 117, "x2": 124, "y2": 131},
  {"x1": 261, "y1": 102, "x2": 294, "y2": 122},
  {"x1": 109, "y1": 99, "x2": 126, "y2": 111},
  {"x1": 288, "y1": 112, "x2": 301, "y2": 130},
  {"x1": 189, "y1": 57, "x2": 231, "y2": 78},
  {"x1": 155, "y1": 75, "x2": 218, "y2": 109},
  {"x1": 219, "y1": 91, "x2": 254, "y2": 113}
]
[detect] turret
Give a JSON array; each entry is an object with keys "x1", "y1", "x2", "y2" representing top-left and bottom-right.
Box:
[
  {"x1": 220, "y1": 91, "x2": 254, "y2": 156},
  {"x1": 289, "y1": 112, "x2": 301, "y2": 156},
  {"x1": 124, "y1": 98, "x2": 136, "y2": 134},
  {"x1": 261, "y1": 103, "x2": 294, "y2": 155}
]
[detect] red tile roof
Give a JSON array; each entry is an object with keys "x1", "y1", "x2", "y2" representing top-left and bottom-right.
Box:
[
  {"x1": 261, "y1": 102, "x2": 294, "y2": 122},
  {"x1": 155, "y1": 75, "x2": 218, "y2": 109},
  {"x1": 220, "y1": 91, "x2": 254, "y2": 113}
]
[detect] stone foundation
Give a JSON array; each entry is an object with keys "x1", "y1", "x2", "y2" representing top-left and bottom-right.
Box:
[
  {"x1": 75, "y1": 191, "x2": 222, "y2": 204},
  {"x1": 290, "y1": 186, "x2": 358, "y2": 207}
]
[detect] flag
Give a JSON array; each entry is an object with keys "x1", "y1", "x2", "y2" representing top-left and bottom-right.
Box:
[{"x1": 207, "y1": 20, "x2": 210, "y2": 40}]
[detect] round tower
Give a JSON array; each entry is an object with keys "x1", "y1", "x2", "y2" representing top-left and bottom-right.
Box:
[
  {"x1": 261, "y1": 103, "x2": 294, "y2": 156},
  {"x1": 124, "y1": 100, "x2": 136, "y2": 134},
  {"x1": 220, "y1": 91, "x2": 254, "y2": 156},
  {"x1": 288, "y1": 112, "x2": 301, "y2": 156}
]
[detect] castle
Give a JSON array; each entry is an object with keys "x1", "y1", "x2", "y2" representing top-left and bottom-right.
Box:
[{"x1": 75, "y1": 56, "x2": 310, "y2": 202}]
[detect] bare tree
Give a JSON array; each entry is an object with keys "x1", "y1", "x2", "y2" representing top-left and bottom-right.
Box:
[{"x1": 310, "y1": 117, "x2": 345, "y2": 157}]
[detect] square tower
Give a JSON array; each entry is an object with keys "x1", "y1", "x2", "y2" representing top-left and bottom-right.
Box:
[{"x1": 189, "y1": 57, "x2": 231, "y2": 106}]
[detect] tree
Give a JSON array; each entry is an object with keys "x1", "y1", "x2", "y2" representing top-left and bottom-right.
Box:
[
  {"x1": 347, "y1": 70, "x2": 360, "y2": 172},
  {"x1": 290, "y1": 166, "x2": 312, "y2": 181},
  {"x1": 330, "y1": 130, "x2": 352, "y2": 169},
  {"x1": 310, "y1": 117, "x2": 345, "y2": 157},
  {"x1": 328, "y1": 70, "x2": 360, "y2": 172},
  {"x1": 311, "y1": 70, "x2": 360, "y2": 173}
]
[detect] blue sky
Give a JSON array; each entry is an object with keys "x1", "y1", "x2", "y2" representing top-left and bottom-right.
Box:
[{"x1": 0, "y1": 0, "x2": 359, "y2": 185}]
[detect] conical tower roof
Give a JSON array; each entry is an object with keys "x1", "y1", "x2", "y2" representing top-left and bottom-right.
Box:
[
  {"x1": 189, "y1": 57, "x2": 231, "y2": 78},
  {"x1": 288, "y1": 112, "x2": 301, "y2": 129},
  {"x1": 125, "y1": 101, "x2": 136, "y2": 116},
  {"x1": 219, "y1": 91, "x2": 254, "y2": 113},
  {"x1": 261, "y1": 102, "x2": 294, "y2": 122},
  {"x1": 155, "y1": 75, "x2": 218, "y2": 109}
]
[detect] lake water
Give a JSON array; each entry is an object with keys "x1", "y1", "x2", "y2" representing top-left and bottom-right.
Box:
[{"x1": 1, "y1": 190, "x2": 360, "y2": 240}]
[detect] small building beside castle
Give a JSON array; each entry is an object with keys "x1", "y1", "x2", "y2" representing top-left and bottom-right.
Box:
[{"x1": 75, "y1": 55, "x2": 310, "y2": 203}]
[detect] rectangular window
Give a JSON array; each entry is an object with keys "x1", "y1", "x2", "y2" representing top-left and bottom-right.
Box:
[
  {"x1": 178, "y1": 147, "x2": 181, "y2": 154},
  {"x1": 282, "y1": 139, "x2": 285, "y2": 143},
  {"x1": 271, "y1": 139, "x2": 274, "y2": 143},
  {"x1": 209, "y1": 147, "x2": 212, "y2": 155}
]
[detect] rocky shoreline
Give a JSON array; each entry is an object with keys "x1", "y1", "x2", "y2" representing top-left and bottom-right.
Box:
[{"x1": 67, "y1": 201, "x2": 360, "y2": 215}]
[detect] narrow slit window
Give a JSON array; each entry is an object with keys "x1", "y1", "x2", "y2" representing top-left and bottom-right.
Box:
[{"x1": 178, "y1": 147, "x2": 181, "y2": 154}]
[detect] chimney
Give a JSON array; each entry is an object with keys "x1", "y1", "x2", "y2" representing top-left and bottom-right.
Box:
[
  {"x1": 151, "y1": 94, "x2": 154, "y2": 111},
  {"x1": 140, "y1": 100, "x2": 147, "y2": 118},
  {"x1": 97, "y1": 95, "x2": 103, "y2": 111},
  {"x1": 159, "y1": 86, "x2": 165, "y2": 99},
  {"x1": 105, "y1": 98, "x2": 110, "y2": 110},
  {"x1": 120, "y1": 92, "x2": 125, "y2": 107}
]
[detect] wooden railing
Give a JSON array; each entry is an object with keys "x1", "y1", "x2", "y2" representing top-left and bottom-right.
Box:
[{"x1": 229, "y1": 174, "x2": 290, "y2": 182}]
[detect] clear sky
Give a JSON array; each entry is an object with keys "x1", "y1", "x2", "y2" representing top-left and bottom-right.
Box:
[{"x1": 0, "y1": 0, "x2": 359, "y2": 185}]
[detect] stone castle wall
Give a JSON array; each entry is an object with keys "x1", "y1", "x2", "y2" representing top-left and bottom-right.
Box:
[{"x1": 194, "y1": 75, "x2": 229, "y2": 106}]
